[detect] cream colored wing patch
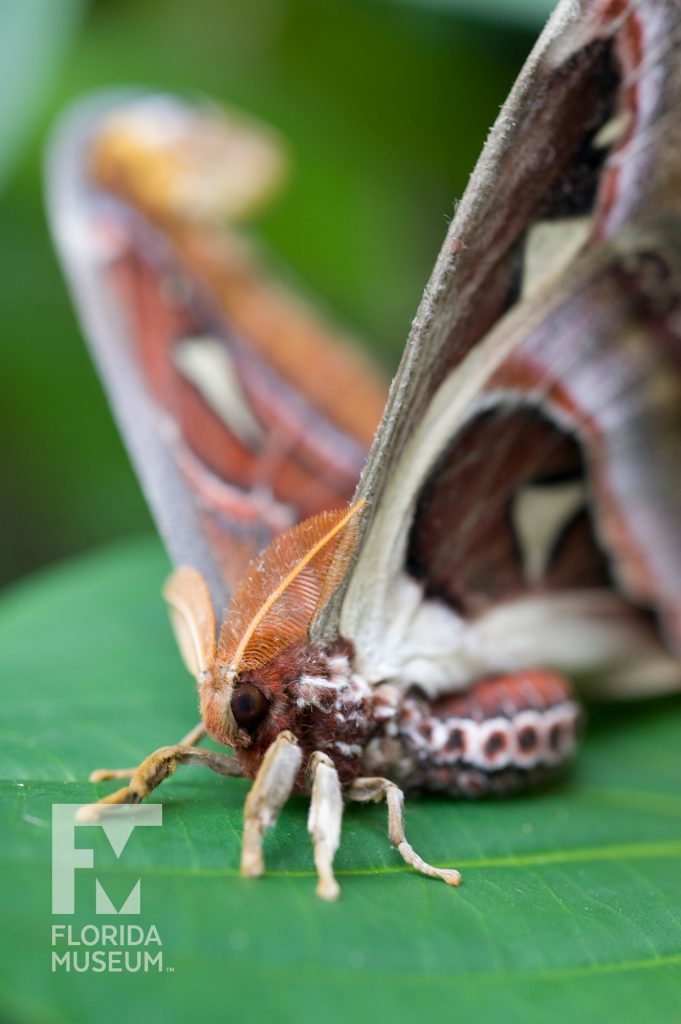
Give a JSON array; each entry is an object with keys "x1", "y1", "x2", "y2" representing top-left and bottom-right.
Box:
[
  {"x1": 511, "y1": 478, "x2": 586, "y2": 584},
  {"x1": 174, "y1": 335, "x2": 263, "y2": 448}
]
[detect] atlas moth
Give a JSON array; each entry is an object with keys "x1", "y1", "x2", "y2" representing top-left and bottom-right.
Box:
[{"x1": 47, "y1": 0, "x2": 681, "y2": 900}]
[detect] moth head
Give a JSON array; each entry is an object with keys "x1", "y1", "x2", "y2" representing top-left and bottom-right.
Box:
[
  {"x1": 163, "y1": 503, "x2": 366, "y2": 760},
  {"x1": 201, "y1": 655, "x2": 307, "y2": 752},
  {"x1": 210, "y1": 638, "x2": 370, "y2": 784}
]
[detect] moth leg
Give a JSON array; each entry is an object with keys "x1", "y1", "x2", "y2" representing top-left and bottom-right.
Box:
[
  {"x1": 88, "y1": 722, "x2": 207, "y2": 782},
  {"x1": 240, "y1": 730, "x2": 303, "y2": 880},
  {"x1": 76, "y1": 743, "x2": 243, "y2": 823},
  {"x1": 307, "y1": 752, "x2": 343, "y2": 901},
  {"x1": 348, "y1": 776, "x2": 461, "y2": 887}
]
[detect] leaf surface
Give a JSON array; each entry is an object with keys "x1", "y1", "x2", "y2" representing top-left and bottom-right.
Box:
[{"x1": 1, "y1": 536, "x2": 680, "y2": 1024}]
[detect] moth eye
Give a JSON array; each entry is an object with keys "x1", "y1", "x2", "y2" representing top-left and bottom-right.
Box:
[{"x1": 230, "y1": 683, "x2": 270, "y2": 731}]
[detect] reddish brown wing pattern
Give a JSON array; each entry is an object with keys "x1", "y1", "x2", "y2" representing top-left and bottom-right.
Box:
[
  {"x1": 420, "y1": 0, "x2": 681, "y2": 652},
  {"x1": 48, "y1": 93, "x2": 386, "y2": 611},
  {"x1": 341, "y1": 0, "x2": 681, "y2": 697}
]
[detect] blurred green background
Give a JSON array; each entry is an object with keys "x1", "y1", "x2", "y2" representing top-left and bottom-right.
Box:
[{"x1": 0, "y1": 0, "x2": 550, "y2": 589}]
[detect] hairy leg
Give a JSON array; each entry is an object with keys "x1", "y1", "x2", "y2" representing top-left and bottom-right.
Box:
[
  {"x1": 307, "y1": 752, "x2": 343, "y2": 900},
  {"x1": 77, "y1": 742, "x2": 242, "y2": 823},
  {"x1": 348, "y1": 776, "x2": 461, "y2": 886},
  {"x1": 88, "y1": 722, "x2": 207, "y2": 782},
  {"x1": 240, "y1": 731, "x2": 302, "y2": 879}
]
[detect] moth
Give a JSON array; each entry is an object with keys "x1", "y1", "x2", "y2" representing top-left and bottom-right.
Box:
[{"x1": 47, "y1": 0, "x2": 681, "y2": 900}]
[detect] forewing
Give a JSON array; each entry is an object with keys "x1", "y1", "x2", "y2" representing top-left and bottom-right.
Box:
[
  {"x1": 46, "y1": 91, "x2": 386, "y2": 616},
  {"x1": 328, "y1": 0, "x2": 681, "y2": 698}
]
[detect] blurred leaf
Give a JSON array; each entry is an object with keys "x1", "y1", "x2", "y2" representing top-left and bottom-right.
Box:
[
  {"x1": 372, "y1": 0, "x2": 556, "y2": 27},
  {"x1": 0, "y1": 0, "x2": 84, "y2": 192},
  {"x1": 1, "y1": 537, "x2": 681, "y2": 1023}
]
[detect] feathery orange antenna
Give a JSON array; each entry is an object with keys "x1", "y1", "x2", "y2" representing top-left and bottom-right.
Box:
[
  {"x1": 218, "y1": 501, "x2": 365, "y2": 673},
  {"x1": 163, "y1": 566, "x2": 217, "y2": 678}
]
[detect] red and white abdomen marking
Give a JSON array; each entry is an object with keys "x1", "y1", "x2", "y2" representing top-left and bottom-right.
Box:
[{"x1": 363, "y1": 671, "x2": 582, "y2": 797}]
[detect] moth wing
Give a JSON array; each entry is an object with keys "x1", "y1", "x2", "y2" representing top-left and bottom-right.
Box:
[
  {"x1": 46, "y1": 90, "x2": 386, "y2": 618},
  {"x1": 322, "y1": 0, "x2": 681, "y2": 699}
]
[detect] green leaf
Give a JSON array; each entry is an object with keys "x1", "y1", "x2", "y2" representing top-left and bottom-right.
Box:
[{"x1": 1, "y1": 536, "x2": 681, "y2": 1023}]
